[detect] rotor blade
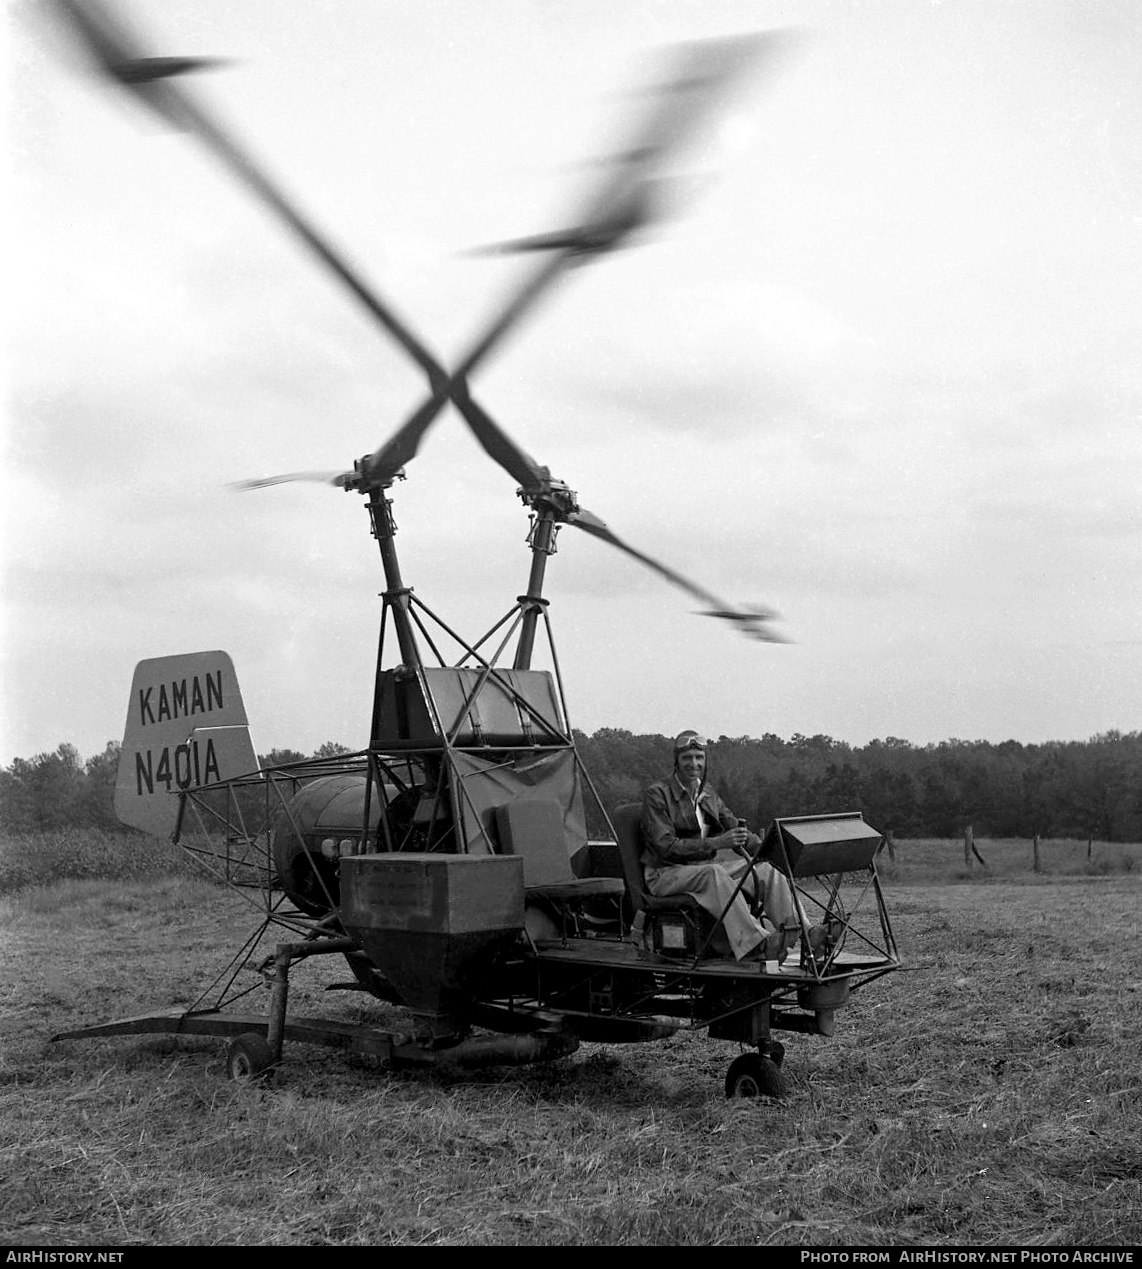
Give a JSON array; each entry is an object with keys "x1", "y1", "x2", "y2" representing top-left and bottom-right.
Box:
[
  {"x1": 593, "y1": 33, "x2": 787, "y2": 188},
  {"x1": 46, "y1": 0, "x2": 201, "y2": 127},
  {"x1": 49, "y1": 2, "x2": 568, "y2": 492},
  {"x1": 397, "y1": 34, "x2": 798, "y2": 479},
  {"x1": 569, "y1": 508, "x2": 785, "y2": 642},
  {"x1": 451, "y1": 246, "x2": 584, "y2": 385},
  {"x1": 447, "y1": 380, "x2": 550, "y2": 492},
  {"x1": 559, "y1": 33, "x2": 797, "y2": 253},
  {"x1": 229, "y1": 471, "x2": 349, "y2": 491},
  {"x1": 468, "y1": 177, "x2": 672, "y2": 259},
  {"x1": 391, "y1": 37, "x2": 798, "y2": 502},
  {"x1": 451, "y1": 33, "x2": 793, "y2": 379},
  {"x1": 360, "y1": 388, "x2": 454, "y2": 486},
  {"x1": 49, "y1": 0, "x2": 447, "y2": 391}
]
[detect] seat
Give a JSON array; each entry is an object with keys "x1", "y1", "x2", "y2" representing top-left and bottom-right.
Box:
[
  {"x1": 612, "y1": 804, "x2": 701, "y2": 914},
  {"x1": 495, "y1": 800, "x2": 625, "y2": 901},
  {"x1": 613, "y1": 803, "x2": 724, "y2": 957}
]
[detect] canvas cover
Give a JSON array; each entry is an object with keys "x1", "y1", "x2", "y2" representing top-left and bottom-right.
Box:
[{"x1": 448, "y1": 748, "x2": 588, "y2": 861}]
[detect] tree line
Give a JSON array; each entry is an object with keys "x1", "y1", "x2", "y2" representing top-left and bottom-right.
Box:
[
  {"x1": 574, "y1": 729, "x2": 1142, "y2": 842},
  {"x1": 0, "y1": 741, "x2": 349, "y2": 835},
  {"x1": 2, "y1": 731, "x2": 1139, "y2": 842}
]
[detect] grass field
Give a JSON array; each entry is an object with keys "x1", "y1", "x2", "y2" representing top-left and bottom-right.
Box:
[
  {"x1": 2, "y1": 829, "x2": 1138, "y2": 895},
  {"x1": 1, "y1": 834, "x2": 1140, "y2": 1247},
  {"x1": 877, "y1": 835, "x2": 1141, "y2": 884}
]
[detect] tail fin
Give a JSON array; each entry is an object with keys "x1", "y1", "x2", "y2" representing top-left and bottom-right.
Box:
[{"x1": 114, "y1": 651, "x2": 260, "y2": 837}]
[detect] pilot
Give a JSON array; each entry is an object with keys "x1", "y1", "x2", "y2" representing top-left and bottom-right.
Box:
[{"x1": 640, "y1": 729, "x2": 816, "y2": 962}]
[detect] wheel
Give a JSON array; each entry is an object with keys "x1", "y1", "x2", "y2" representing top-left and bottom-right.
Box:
[
  {"x1": 226, "y1": 1032, "x2": 276, "y2": 1082},
  {"x1": 725, "y1": 1052, "x2": 789, "y2": 1099}
]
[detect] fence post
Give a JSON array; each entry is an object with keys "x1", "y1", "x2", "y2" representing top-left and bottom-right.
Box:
[
  {"x1": 964, "y1": 824, "x2": 972, "y2": 867},
  {"x1": 1033, "y1": 832, "x2": 1041, "y2": 873},
  {"x1": 885, "y1": 829, "x2": 896, "y2": 862},
  {"x1": 1087, "y1": 832, "x2": 1093, "y2": 860}
]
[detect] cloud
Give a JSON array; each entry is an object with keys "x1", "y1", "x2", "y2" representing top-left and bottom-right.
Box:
[{"x1": 526, "y1": 270, "x2": 876, "y2": 436}]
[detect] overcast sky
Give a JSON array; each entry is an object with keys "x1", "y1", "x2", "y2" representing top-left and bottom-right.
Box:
[{"x1": 4, "y1": 0, "x2": 1140, "y2": 765}]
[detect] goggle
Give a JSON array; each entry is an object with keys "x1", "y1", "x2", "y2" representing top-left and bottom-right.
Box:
[{"x1": 673, "y1": 732, "x2": 709, "y2": 752}]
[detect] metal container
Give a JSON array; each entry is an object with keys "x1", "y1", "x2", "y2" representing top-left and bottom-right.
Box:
[
  {"x1": 340, "y1": 853, "x2": 525, "y2": 1025},
  {"x1": 372, "y1": 666, "x2": 566, "y2": 747},
  {"x1": 761, "y1": 813, "x2": 884, "y2": 876}
]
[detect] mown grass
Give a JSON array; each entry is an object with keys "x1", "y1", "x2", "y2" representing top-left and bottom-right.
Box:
[
  {"x1": 878, "y1": 835, "x2": 1141, "y2": 884},
  {"x1": 2, "y1": 867, "x2": 1139, "y2": 1246},
  {"x1": 3, "y1": 829, "x2": 1139, "y2": 898}
]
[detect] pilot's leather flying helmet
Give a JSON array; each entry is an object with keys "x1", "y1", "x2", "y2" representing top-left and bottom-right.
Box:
[{"x1": 673, "y1": 730, "x2": 709, "y2": 755}]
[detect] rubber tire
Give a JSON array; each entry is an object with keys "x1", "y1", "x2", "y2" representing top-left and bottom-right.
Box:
[
  {"x1": 725, "y1": 1052, "x2": 789, "y2": 1099},
  {"x1": 226, "y1": 1032, "x2": 276, "y2": 1082}
]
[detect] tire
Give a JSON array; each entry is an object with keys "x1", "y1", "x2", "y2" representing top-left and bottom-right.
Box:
[
  {"x1": 226, "y1": 1032, "x2": 276, "y2": 1082},
  {"x1": 725, "y1": 1052, "x2": 789, "y2": 1099}
]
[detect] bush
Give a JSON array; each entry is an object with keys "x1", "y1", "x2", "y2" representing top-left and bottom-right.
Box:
[{"x1": 0, "y1": 829, "x2": 202, "y2": 893}]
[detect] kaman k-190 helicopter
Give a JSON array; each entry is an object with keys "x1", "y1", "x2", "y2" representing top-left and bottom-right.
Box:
[{"x1": 49, "y1": 0, "x2": 899, "y2": 1098}]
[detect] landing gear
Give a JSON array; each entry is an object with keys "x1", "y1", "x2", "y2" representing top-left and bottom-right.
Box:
[
  {"x1": 225, "y1": 1032, "x2": 276, "y2": 1082},
  {"x1": 725, "y1": 1050, "x2": 788, "y2": 1099}
]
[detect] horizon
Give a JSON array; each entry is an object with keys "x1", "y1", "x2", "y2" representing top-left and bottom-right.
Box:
[{"x1": 9, "y1": 723, "x2": 1140, "y2": 771}]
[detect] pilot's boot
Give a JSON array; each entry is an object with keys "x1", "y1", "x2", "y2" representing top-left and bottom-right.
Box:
[{"x1": 741, "y1": 929, "x2": 786, "y2": 962}]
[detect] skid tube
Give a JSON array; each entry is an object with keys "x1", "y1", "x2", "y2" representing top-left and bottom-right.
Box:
[{"x1": 52, "y1": 934, "x2": 579, "y2": 1073}]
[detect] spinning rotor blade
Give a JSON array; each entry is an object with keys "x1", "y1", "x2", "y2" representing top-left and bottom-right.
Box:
[
  {"x1": 569, "y1": 509, "x2": 785, "y2": 643},
  {"x1": 443, "y1": 378, "x2": 786, "y2": 642},
  {"x1": 229, "y1": 471, "x2": 347, "y2": 491},
  {"x1": 50, "y1": 0, "x2": 450, "y2": 487},
  {"x1": 45, "y1": 0, "x2": 219, "y2": 127},
  {"x1": 449, "y1": 34, "x2": 791, "y2": 389},
  {"x1": 479, "y1": 31, "x2": 792, "y2": 262},
  {"x1": 52, "y1": 3, "x2": 786, "y2": 639},
  {"x1": 49, "y1": 0, "x2": 579, "y2": 487},
  {"x1": 429, "y1": 33, "x2": 800, "y2": 462},
  {"x1": 379, "y1": 32, "x2": 800, "y2": 479},
  {"x1": 448, "y1": 379, "x2": 549, "y2": 492},
  {"x1": 573, "y1": 34, "x2": 779, "y2": 240},
  {"x1": 444, "y1": 385, "x2": 783, "y2": 641}
]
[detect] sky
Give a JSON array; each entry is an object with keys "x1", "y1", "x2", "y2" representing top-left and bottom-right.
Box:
[{"x1": 4, "y1": 0, "x2": 1141, "y2": 765}]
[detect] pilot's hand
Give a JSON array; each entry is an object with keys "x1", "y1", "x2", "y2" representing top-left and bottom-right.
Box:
[{"x1": 718, "y1": 826, "x2": 749, "y2": 852}]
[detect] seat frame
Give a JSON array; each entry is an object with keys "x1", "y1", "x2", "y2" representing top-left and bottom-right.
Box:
[
  {"x1": 495, "y1": 800, "x2": 625, "y2": 941},
  {"x1": 613, "y1": 803, "x2": 728, "y2": 959}
]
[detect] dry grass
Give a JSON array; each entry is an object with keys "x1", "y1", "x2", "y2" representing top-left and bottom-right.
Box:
[
  {"x1": 2, "y1": 865, "x2": 1140, "y2": 1246},
  {"x1": 880, "y1": 835, "x2": 1142, "y2": 883},
  {"x1": 2, "y1": 829, "x2": 1136, "y2": 897}
]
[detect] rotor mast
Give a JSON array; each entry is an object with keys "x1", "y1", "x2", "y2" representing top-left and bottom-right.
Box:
[
  {"x1": 364, "y1": 479, "x2": 421, "y2": 671},
  {"x1": 513, "y1": 479, "x2": 579, "y2": 670},
  {"x1": 514, "y1": 513, "x2": 555, "y2": 671}
]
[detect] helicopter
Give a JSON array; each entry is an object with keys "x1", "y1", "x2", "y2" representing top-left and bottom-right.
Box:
[{"x1": 47, "y1": 0, "x2": 899, "y2": 1099}]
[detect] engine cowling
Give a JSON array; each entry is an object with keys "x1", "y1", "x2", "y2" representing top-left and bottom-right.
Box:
[{"x1": 271, "y1": 774, "x2": 380, "y2": 915}]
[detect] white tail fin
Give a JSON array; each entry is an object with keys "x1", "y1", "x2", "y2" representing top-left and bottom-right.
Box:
[{"x1": 114, "y1": 651, "x2": 260, "y2": 837}]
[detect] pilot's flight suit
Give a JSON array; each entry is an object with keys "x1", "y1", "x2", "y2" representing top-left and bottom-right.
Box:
[{"x1": 640, "y1": 773, "x2": 802, "y2": 960}]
